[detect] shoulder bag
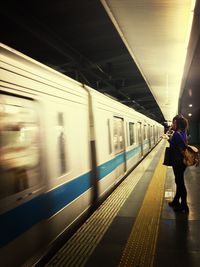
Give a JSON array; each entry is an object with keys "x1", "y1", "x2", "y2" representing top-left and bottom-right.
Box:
[{"x1": 163, "y1": 147, "x2": 172, "y2": 166}]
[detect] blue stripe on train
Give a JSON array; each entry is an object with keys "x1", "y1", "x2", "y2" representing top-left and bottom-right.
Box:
[
  {"x1": 98, "y1": 145, "x2": 141, "y2": 179},
  {"x1": 126, "y1": 146, "x2": 141, "y2": 160},
  {"x1": 0, "y1": 146, "x2": 140, "y2": 246},
  {"x1": 0, "y1": 172, "x2": 91, "y2": 246}
]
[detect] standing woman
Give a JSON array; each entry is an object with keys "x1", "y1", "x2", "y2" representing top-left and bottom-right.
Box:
[{"x1": 168, "y1": 115, "x2": 189, "y2": 212}]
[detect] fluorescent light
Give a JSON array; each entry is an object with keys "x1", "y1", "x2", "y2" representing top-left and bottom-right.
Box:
[{"x1": 101, "y1": 0, "x2": 197, "y2": 121}]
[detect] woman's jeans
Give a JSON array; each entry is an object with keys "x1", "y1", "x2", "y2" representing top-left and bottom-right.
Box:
[{"x1": 172, "y1": 163, "x2": 187, "y2": 206}]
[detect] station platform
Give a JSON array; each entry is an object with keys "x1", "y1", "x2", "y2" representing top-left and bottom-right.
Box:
[{"x1": 41, "y1": 140, "x2": 200, "y2": 267}]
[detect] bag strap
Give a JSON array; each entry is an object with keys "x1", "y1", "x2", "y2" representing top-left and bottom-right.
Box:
[{"x1": 177, "y1": 131, "x2": 188, "y2": 147}]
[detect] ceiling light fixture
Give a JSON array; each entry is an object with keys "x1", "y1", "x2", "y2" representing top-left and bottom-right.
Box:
[
  {"x1": 188, "y1": 113, "x2": 192, "y2": 116},
  {"x1": 189, "y1": 104, "x2": 193, "y2": 107}
]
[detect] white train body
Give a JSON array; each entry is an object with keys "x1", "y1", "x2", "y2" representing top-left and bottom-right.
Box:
[{"x1": 0, "y1": 43, "x2": 163, "y2": 266}]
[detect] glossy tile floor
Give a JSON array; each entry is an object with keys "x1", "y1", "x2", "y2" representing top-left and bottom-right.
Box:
[
  {"x1": 154, "y1": 165, "x2": 200, "y2": 267},
  {"x1": 45, "y1": 142, "x2": 200, "y2": 267},
  {"x1": 85, "y1": 148, "x2": 200, "y2": 267}
]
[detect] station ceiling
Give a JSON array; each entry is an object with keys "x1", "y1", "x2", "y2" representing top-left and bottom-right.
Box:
[{"x1": 1, "y1": 0, "x2": 199, "y2": 124}]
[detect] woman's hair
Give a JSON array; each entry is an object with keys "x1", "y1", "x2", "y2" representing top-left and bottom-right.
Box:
[{"x1": 173, "y1": 115, "x2": 188, "y2": 131}]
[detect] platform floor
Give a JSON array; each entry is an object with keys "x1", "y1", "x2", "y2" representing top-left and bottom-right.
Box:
[{"x1": 44, "y1": 140, "x2": 200, "y2": 267}]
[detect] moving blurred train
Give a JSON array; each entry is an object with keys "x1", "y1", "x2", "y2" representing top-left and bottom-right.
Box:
[{"x1": 0, "y1": 43, "x2": 163, "y2": 266}]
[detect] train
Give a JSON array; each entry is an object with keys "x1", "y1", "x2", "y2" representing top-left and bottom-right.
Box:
[{"x1": 0, "y1": 43, "x2": 164, "y2": 266}]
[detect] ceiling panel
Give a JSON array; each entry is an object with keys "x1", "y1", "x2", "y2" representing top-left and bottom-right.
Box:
[
  {"x1": 1, "y1": 0, "x2": 199, "y2": 124},
  {"x1": 101, "y1": 0, "x2": 197, "y2": 121},
  {"x1": 1, "y1": 0, "x2": 164, "y2": 122}
]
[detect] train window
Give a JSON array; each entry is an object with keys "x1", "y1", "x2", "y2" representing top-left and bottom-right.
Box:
[
  {"x1": 148, "y1": 124, "x2": 151, "y2": 139},
  {"x1": 0, "y1": 96, "x2": 40, "y2": 200},
  {"x1": 113, "y1": 117, "x2": 124, "y2": 154},
  {"x1": 156, "y1": 126, "x2": 158, "y2": 139},
  {"x1": 137, "y1": 123, "x2": 142, "y2": 144},
  {"x1": 126, "y1": 122, "x2": 129, "y2": 146},
  {"x1": 119, "y1": 123, "x2": 123, "y2": 150},
  {"x1": 57, "y1": 112, "x2": 67, "y2": 175},
  {"x1": 107, "y1": 119, "x2": 112, "y2": 154},
  {"x1": 153, "y1": 125, "x2": 156, "y2": 143},
  {"x1": 129, "y1": 122, "x2": 135, "y2": 145},
  {"x1": 143, "y1": 125, "x2": 147, "y2": 140}
]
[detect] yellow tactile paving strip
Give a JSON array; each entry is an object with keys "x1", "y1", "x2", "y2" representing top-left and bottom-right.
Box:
[
  {"x1": 46, "y1": 171, "x2": 144, "y2": 267},
  {"x1": 45, "y1": 141, "x2": 166, "y2": 267},
  {"x1": 118, "y1": 150, "x2": 167, "y2": 267}
]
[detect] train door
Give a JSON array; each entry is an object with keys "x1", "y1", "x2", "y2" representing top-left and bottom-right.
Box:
[
  {"x1": 113, "y1": 117, "x2": 126, "y2": 181},
  {"x1": 137, "y1": 122, "x2": 143, "y2": 157}
]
